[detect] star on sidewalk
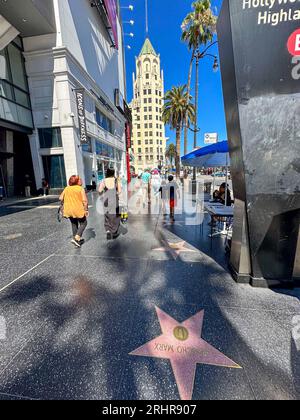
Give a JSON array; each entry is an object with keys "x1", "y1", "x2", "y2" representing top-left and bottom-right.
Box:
[
  {"x1": 130, "y1": 307, "x2": 242, "y2": 400},
  {"x1": 152, "y1": 240, "x2": 197, "y2": 260}
]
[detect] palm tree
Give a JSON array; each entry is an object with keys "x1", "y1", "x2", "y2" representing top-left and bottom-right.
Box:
[
  {"x1": 165, "y1": 143, "x2": 176, "y2": 170},
  {"x1": 181, "y1": 0, "x2": 217, "y2": 155},
  {"x1": 162, "y1": 86, "x2": 195, "y2": 178}
]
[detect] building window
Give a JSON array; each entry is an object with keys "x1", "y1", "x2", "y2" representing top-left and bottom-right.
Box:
[
  {"x1": 144, "y1": 107, "x2": 147, "y2": 112},
  {"x1": 143, "y1": 89, "x2": 147, "y2": 95},
  {"x1": 137, "y1": 132, "x2": 141, "y2": 137},
  {"x1": 96, "y1": 108, "x2": 113, "y2": 134},
  {"x1": 146, "y1": 74, "x2": 150, "y2": 79},
  {"x1": 149, "y1": 115, "x2": 152, "y2": 120},
  {"x1": 138, "y1": 140, "x2": 141, "y2": 145},
  {"x1": 148, "y1": 89, "x2": 151, "y2": 94},
  {"x1": 42, "y1": 155, "x2": 66, "y2": 189},
  {"x1": 82, "y1": 137, "x2": 92, "y2": 153},
  {"x1": 138, "y1": 148, "x2": 142, "y2": 153},
  {"x1": 144, "y1": 98, "x2": 147, "y2": 104},
  {"x1": 145, "y1": 124, "x2": 148, "y2": 129},
  {"x1": 144, "y1": 115, "x2": 148, "y2": 120},
  {"x1": 149, "y1": 107, "x2": 152, "y2": 112},
  {"x1": 38, "y1": 128, "x2": 62, "y2": 149},
  {"x1": 0, "y1": 37, "x2": 33, "y2": 128}
]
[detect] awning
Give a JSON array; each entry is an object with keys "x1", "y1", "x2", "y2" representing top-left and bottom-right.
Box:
[{"x1": 181, "y1": 141, "x2": 230, "y2": 168}]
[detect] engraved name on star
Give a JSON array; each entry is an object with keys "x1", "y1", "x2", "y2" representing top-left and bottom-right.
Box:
[{"x1": 130, "y1": 307, "x2": 242, "y2": 400}]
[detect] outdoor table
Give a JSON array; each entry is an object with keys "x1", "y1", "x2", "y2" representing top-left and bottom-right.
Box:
[{"x1": 204, "y1": 203, "x2": 234, "y2": 243}]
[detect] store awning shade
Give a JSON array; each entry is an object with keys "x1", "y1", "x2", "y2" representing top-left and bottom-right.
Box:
[{"x1": 181, "y1": 141, "x2": 230, "y2": 168}]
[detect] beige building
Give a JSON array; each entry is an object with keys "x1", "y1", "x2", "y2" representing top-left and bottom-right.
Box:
[{"x1": 130, "y1": 38, "x2": 167, "y2": 173}]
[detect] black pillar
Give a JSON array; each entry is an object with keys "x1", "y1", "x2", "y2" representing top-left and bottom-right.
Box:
[{"x1": 218, "y1": 0, "x2": 300, "y2": 287}]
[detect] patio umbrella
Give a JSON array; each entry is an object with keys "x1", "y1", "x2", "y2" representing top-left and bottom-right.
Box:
[{"x1": 181, "y1": 141, "x2": 230, "y2": 204}]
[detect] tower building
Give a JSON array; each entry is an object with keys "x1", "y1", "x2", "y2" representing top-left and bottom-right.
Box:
[{"x1": 130, "y1": 38, "x2": 166, "y2": 173}]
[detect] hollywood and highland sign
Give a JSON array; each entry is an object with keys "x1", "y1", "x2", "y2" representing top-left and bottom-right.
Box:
[
  {"x1": 243, "y1": 0, "x2": 300, "y2": 26},
  {"x1": 243, "y1": 1, "x2": 300, "y2": 79}
]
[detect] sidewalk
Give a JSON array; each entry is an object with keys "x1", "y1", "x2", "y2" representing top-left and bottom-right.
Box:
[{"x1": 0, "y1": 193, "x2": 299, "y2": 400}]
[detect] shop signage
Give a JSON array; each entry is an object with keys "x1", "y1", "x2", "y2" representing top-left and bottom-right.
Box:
[{"x1": 75, "y1": 89, "x2": 88, "y2": 145}]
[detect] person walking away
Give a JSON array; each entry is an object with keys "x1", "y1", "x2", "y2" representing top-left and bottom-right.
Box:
[
  {"x1": 42, "y1": 178, "x2": 49, "y2": 196},
  {"x1": 59, "y1": 175, "x2": 89, "y2": 248},
  {"x1": 141, "y1": 169, "x2": 151, "y2": 207},
  {"x1": 151, "y1": 169, "x2": 161, "y2": 197},
  {"x1": 99, "y1": 168, "x2": 123, "y2": 240},
  {"x1": 167, "y1": 175, "x2": 180, "y2": 223},
  {"x1": 24, "y1": 174, "x2": 32, "y2": 198}
]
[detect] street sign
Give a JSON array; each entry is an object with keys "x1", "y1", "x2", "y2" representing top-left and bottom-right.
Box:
[{"x1": 204, "y1": 133, "x2": 218, "y2": 145}]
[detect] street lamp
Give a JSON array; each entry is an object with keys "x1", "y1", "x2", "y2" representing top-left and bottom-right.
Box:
[
  {"x1": 124, "y1": 20, "x2": 135, "y2": 26},
  {"x1": 192, "y1": 41, "x2": 219, "y2": 181},
  {"x1": 121, "y1": 5, "x2": 134, "y2": 11}
]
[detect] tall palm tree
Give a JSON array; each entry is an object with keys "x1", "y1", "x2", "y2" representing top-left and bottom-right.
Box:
[
  {"x1": 162, "y1": 86, "x2": 195, "y2": 178},
  {"x1": 181, "y1": 0, "x2": 217, "y2": 155},
  {"x1": 165, "y1": 143, "x2": 176, "y2": 169}
]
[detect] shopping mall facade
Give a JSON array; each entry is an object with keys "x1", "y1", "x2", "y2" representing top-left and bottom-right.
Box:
[{"x1": 0, "y1": 0, "x2": 130, "y2": 196}]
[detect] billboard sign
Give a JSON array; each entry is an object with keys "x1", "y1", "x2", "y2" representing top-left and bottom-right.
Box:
[
  {"x1": 103, "y1": 0, "x2": 119, "y2": 50},
  {"x1": 204, "y1": 133, "x2": 218, "y2": 144}
]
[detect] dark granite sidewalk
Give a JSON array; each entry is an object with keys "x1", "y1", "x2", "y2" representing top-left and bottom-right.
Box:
[{"x1": 0, "y1": 193, "x2": 299, "y2": 400}]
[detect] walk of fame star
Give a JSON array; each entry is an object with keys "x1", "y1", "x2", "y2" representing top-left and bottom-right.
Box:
[
  {"x1": 152, "y1": 240, "x2": 197, "y2": 260},
  {"x1": 130, "y1": 307, "x2": 242, "y2": 400}
]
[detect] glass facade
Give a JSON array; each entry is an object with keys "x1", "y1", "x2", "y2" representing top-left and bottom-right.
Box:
[
  {"x1": 38, "y1": 128, "x2": 62, "y2": 149},
  {"x1": 0, "y1": 37, "x2": 33, "y2": 129},
  {"x1": 96, "y1": 108, "x2": 113, "y2": 134},
  {"x1": 42, "y1": 155, "x2": 66, "y2": 189},
  {"x1": 95, "y1": 140, "x2": 123, "y2": 182}
]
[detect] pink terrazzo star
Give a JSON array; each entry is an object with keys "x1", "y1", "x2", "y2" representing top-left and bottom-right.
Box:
[
  {"x1": 130, "y1": 307, "x2": 242, "y2": 400},
  {"x1": 152, "y1": 240, "x2": 197, "y2": 260}
]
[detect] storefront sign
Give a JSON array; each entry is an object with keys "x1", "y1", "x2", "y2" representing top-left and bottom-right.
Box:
[
  {"x1": 204, "y1": 133, "x2": 218, "y2": 145},
  {"x1": 75, "y1": 89, "x2": 88, "y2": 145}
]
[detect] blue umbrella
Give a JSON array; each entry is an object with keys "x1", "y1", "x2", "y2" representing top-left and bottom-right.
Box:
[{"x1": 181, "y1": 141, "x2": 229, "y2": 168}]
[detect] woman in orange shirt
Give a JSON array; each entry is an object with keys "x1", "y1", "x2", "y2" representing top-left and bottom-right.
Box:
[{"x1": 59, "y1": 175, "x2": 89, "y2": 248}]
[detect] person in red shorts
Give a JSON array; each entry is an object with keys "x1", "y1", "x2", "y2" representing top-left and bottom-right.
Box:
[{"x1": 167, "y1": 175, "x2": 179, "y2": 223}]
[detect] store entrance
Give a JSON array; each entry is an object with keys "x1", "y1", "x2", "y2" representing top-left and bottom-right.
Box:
[
  {"x1": 13, "y1": 132, "x2": 36, "y2": 196},
  {"x1": 0, "y1": 129, "x2": 35, "y2": 198}
]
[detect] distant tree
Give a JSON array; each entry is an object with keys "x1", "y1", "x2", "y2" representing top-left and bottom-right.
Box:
[
  {"x1": 163, "y1": 86, "x2": 195, "y2": 178},
  {"x1": 181, "y1": 0, "x2": 217, "y2": 155},
  {"x1": 165, "y1": 143, "x2": 176, "y2": 169}
]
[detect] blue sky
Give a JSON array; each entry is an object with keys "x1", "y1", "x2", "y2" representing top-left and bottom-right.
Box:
[{"x1": 120, "y1": 0, "x2": 226, "y2": 154}]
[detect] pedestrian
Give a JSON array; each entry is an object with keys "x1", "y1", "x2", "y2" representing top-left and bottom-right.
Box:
[
  {"x1": 92, "y1": 174, "x2": 97, "y2": 191},
  {"x1": 24, "y1": 174, "x2": 32, "y2": 198},
  {"x1": 141, "y1": 169, "x2": 152, "y2": 207},
  {"x1": 99, "y1": 168, "x2": 124, "y2": 240},
  {"x1": 167, "y1": 175, "x2": 180, "y2": 223},
  {"x1": 151, "y1": 169, "x2": 162, "y2": 197},
  {"x1": 42, "y1": 178, "x2": 49, "y2": 196},
  {"x1": 59, "y1": 175, "x2": 89, "y2": 248}
]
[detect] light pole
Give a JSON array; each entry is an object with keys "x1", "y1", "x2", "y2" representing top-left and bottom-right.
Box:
[{"x1": 191, "y1": 42, "x2": 219, "y2": 183}]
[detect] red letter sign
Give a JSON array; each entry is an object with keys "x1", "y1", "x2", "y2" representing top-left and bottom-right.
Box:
[{"x1": 287, "y1": 29, "x2": 300, "y2": 56}]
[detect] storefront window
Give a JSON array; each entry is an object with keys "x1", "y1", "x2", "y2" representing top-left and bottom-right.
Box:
[
  {"x1": 42, "y1": 155, "x2": 66, "y2": 189},
  {"x1": 39, "y1": 128, "x2": 62, "y2": 149},
  {"x1": 82, "y1": 137, "x2": 92, "y2": 153}
]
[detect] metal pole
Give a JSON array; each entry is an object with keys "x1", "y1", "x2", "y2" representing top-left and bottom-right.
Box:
[
  {"x1": 193, "y1": 54, "x2": 199, "y2": 183},
  {"x1": 145, "y1": 0, "x2": 149, "y2": 36}
]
